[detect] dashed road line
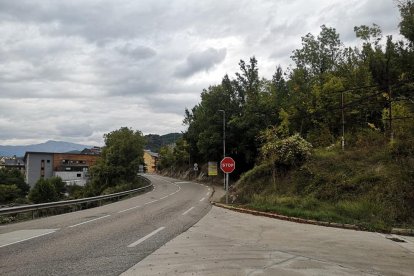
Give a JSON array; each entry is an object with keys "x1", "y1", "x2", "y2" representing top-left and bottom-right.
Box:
[
  {"x1": 159, "y1": 195, "x2": 168, "y2": 200},
  {"x1": 144, "y1": 200, "x2": 158, "y2": 205},
  {"x1": 68, "y1": 215, "x2": 111, "y2": 228},
  {"x1": 127, "y1": 227, "x2": 165, "y2": 248},
  {"x1": 0, "y1": 229, "x2": 58, "y2": 248},
  {"x1": 182, "y1": 207, "x2": 194, "y2": 216},
  {"x1": 118, "y1": 206, "x2": 141, "y2": 213},
  {"x1": 200, "y1": 197, "x2": 205, "y2": 202}
]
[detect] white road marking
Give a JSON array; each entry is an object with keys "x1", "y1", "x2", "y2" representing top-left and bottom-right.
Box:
[
  {"x1": 200, "y1": 197, "x2": 205, "y2": 202},
  {"x1": 144, "y1": 200, "x2": 158, "y2": 205},
  {"x1": 208, "y1": 188, "x2": 211, "y2": 191},
  {"x1": 68, "y1": 215, "x2": 110, "y2": 228},
  {"x1": 127, "y1": 227, "x2": 165, "y2": 248},
  {"x1": 0, "y1": 229, "x2": 58, "y2": 248},
  {"x1": 182, "y1": 207, "x2": 194, "y2": 216},
  {"x1": 118, "y1": 205, "x2": 141, "y2": 213},
  {"x1": 159, "y1": 195, "x2": 168, "y2": 200},
  {"x1": 206, "y1": 192, "x2": 209, "y2": 196}
]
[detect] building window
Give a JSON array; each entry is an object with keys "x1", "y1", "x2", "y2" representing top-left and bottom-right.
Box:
[
  {"x1": 47, "y1": 160, "x2": 50, "y2": 163},
  {"x1": 77, "y1": 173, "x2": 81, "y2": 177}
]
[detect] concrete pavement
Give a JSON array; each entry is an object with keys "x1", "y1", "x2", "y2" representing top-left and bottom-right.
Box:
[{"x1": 123, "y1": 206, "x2": 414, "y2": 276}]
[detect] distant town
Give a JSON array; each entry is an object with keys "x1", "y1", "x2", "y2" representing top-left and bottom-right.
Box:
[{"x1": 0, "y1": 133, "x2": 181, "y2": 188}]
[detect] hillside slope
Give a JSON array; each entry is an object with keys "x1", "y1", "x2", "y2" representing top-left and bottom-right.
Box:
[{"x1": 232, "y1": 137, "x2": 414, "y2": 231}]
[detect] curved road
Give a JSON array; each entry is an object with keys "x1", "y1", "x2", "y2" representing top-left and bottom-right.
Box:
[{"x1": 0, "y1": 174, "x2": 212, "y2": 276}]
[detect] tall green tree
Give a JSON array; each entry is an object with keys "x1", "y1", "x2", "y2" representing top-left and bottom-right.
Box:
[{"x1": 90, "y1": 127, "x2": 145, "y2": 194}]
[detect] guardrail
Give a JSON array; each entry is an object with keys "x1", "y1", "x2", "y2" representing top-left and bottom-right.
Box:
[{"x1": 0, "y1": 175, "x2": 152, "y2": 216}]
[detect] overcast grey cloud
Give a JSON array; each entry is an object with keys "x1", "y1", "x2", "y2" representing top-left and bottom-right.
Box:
[
  {"x1": 174, "y1": 48, "x2": 227, "y2": 78},
  {"x1": 0, "y1": 0, "x2": 401, "y2": 146}
]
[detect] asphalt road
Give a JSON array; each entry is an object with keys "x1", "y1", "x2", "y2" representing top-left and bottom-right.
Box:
[{"x1": 0, "y1": 174, "x2": 212, "y2": 276}]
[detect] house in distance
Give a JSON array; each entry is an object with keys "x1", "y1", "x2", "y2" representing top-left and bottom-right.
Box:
[{"x1": 24, "y1": 152, "x2": 99, "y2": 187}]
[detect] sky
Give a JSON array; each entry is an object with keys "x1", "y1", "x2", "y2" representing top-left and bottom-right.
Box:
[{"x1": 0, "y1": 0, "x2": 402, "y2": 146}]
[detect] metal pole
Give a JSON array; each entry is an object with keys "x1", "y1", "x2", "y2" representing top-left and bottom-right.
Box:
[
  {"x1": 341, "y1": 91, "x2": 345, "y2": 151},
  {"x1": 389, "y1": 84, "x2": 393, "y2": 142},
  {"x1": 225, "y1": 173, "x2": 229, "y2": 204},
  {"x1": 218, "y1": 110, "x2": 226, "y2": 189}
]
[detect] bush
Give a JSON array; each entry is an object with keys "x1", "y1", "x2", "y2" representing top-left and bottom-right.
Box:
[
  {"x1": 307, "y1": 125, "x2": 334, "y2": 147},
  {"x1": 261, "y1": 134, "x2": 312, "y2": 167},
  {"x1": 0, "y1": 184, "x2": 21, "y2": 204},
  {"x1": 66, "y1": 184, "x2": 85, "y2": 199},
  {"x1": 48, "y1": 177, "x2": 66, "y2": 198},
  {"x1": 28, "y1": 178, "x2": 59, "y2": 204},
  {"x1": 0, "y1": 168, "x2": 30, "y2": 199}
]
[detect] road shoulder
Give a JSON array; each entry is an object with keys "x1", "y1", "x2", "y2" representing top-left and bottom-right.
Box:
[{"x1": 122, "y1": 206, "x2": 414, "y2": 276}]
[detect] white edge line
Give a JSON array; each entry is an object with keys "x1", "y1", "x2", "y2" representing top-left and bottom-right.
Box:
[
  {"x1": 68, "y1": 215, "x2": 110, "y2": 228},
  {"x1": 144, "y1": 200, "x2": 158, "y2": 205},
  {"x1": 182, "y1": 207, "x2": 194, "y2": 216},
  {"x1": 159, "y1": 195, "x2": 168, "y2": 200},
  {"x1": 0, "y1": 230, "x2": 58, "y2": 248},
  {"x1": 118, "y1": 206, "x2": 141, "y2": 213},
  {"x1": 200, "y1": 197, "x2": 205, "y2": 202},
  {"x1": 127, "y1": 226, "x2": 165, "y2": 248}
]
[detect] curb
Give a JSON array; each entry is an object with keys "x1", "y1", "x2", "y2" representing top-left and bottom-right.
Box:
[
  {"x1": 212, "y1": 202, "x2": 414, "y2": 236},
  {"x1": 391, "y1": 228, "x2": 414, "y2": 236}
]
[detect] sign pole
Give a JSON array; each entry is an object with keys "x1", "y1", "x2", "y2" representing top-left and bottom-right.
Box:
[
  {"x1": 225, "y1": 173, "x2": 229, "y2": 204},
  {"x1": 220, "y1": 157, "x2": 235, "y2": 205}
]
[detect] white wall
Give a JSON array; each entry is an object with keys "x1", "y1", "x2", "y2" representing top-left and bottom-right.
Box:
[{"x1": 54, "y1": 171, "x2": 88, "y2": 186}]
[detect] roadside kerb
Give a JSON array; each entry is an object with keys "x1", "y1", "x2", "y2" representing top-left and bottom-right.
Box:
[
  {"x1": 213, "y1": 202, "x2": 414, "y2": 236},
  {"x1": 0, "y1": 175, "x2": 152, "y2": 217}
]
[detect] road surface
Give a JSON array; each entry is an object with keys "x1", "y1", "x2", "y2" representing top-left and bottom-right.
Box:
[
  {"x1": 124, "y1": 206, "x2": 414, "y2": 276},
  {"x1": 0, "y1": 174, "x2": 211, "y2": 276}
]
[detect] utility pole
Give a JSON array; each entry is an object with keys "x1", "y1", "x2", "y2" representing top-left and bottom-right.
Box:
[
  {"x1": 341, "y1": 91, "x2": 345, "y2": 151},
  {"x1": 218, "y1": 110, "x2": 226, "y2": 189},
  {"x1": 389, "y1": 84, "x2": 394, "y2": 142}
]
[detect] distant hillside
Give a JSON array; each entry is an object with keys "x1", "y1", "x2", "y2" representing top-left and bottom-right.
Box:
[
  {"x1": 0, "y1": 140, "x2": 93, "y2": 157},
  {"x1": 145, "y1": 133, "x2": 182, "y2": 153}
]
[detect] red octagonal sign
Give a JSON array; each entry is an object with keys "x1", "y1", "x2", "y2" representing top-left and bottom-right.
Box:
[{"x1": 220, "y1": 157, "x2": 235, "y2": 174}]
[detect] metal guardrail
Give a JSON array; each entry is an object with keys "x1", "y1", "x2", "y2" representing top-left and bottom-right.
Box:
[{"x1": 0, "y1": 176, "x2": 152, "y2": 216}]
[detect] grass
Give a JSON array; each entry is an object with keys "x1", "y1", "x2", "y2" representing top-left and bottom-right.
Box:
[
  {"x1": 245, "y1": 195, "x2": 398, "y2": 231},
  {"x1": 233, "y1": 134, "x2": 414, "y2": 232}
]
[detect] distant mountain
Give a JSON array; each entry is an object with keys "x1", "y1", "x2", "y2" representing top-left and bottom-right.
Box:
[
  {"x1": 0, "y1": 140, "x2": 94, "y2": 157},
  {"x1": 145, "y1": 133, "x2": 182, "y2": 153}
]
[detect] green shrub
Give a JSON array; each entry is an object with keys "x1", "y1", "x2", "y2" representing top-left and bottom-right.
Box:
[
  {"x1": 48, "y1": 177, "x2": 66, "y2": 198},
  {"x1": 307, "y1": 125, "x2": 334, "y2": 147},
  {"x1": 262, "y1": 133, "x2": 312, "y2": 167},
  {"x1": 66, "y1": 184, "x2": 85, "y2": 199},
  {"x1": 0, "y1": 184, "x2": 21, "y2": 204},
  {"x1": 28, "y1": 178, "x2": 59, "y2": 204}
]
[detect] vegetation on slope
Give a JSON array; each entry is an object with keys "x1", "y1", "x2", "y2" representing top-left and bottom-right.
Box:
[{"x1": 233, "y1": 131, "x2": 414, "y2": 231}]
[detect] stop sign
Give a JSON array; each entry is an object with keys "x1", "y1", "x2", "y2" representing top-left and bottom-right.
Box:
[{"x1": 220, "y1": 157, "x2": 235, "y2": 173}]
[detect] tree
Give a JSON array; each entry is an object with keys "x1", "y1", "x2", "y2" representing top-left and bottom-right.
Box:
[
  {"x1": 0, "y1": 168, "x2": 30, "y2": 203},
  {"x1": 398, "y1": 0, "x2": 414, "y2": 45},
  {"x1": 291, "y1": 25, "x2": 343, "y2": 78},
  {"x1": 90, "y1": 127, "x2": 145, "y2": 194}
]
